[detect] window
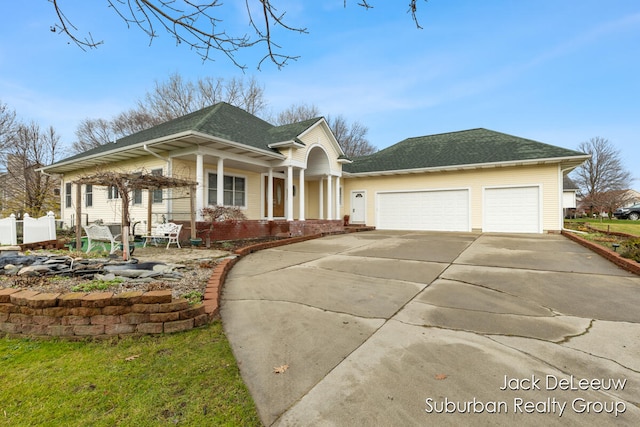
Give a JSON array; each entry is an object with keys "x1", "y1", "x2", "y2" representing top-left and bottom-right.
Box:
[
  {"x1": 152, "y1": 169, "x2": 163, "y2": 203},
  {"x1": 208, "y1": 173, "x2": 246, "y2": 207},
  {"x1": 133, "y1": 188, "x2": 143, "y2": 205},
  {"x1": 85, "y1": 185, "x2": 93, "y2": 207},
  {"x1": 132, "y1": 172, "x2": 142, "y2": 205},
  {"x1": 108, "y1": 185, "x2": 120, "y2": 199},
  {"x1": 65, "y1": 183, "x2": 72, "y2": 208}
]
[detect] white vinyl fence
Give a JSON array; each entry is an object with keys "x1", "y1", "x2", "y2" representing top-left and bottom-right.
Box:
[
  {"x1": 0, "y1": 214, "x2": 18, "y2": 245},
  {"x1": 0, "y1": 211, "x2": 57, "y2": 246}
]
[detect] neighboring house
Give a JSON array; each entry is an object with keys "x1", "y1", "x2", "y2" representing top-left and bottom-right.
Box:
[
  {"x1": 576, "y1": 189, "x2": 640, "y2": 217},
  {"x1": 563, "y1": 176, "x2": 578, "y2": 218},
  {"x1": 40, "y1": 102, "x2": 589, "y2": 234}
]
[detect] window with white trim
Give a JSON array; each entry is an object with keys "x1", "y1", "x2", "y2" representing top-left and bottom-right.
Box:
[
  {"x1": 85, "y1": 185, "x2": 93, "y2": 207},
  {"x1": 65, "y1": 183, "x2": 72, "y2": 208},
  {"x1": 107, "y1": 185, "x2": 120, "y2": 199},
  {"x1": 151, "y1": 169, "x2": 163, "y2": 203},
  {"x1": 208, "y1": 173, "x2": 246, "y2": 207}
]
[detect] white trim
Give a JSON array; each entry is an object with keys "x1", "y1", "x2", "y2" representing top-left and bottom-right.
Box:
[
  {"x1": 482, "y1": 184, "x2": 542, "y2": 233},
  {"x1": 287, "y1": 166, "x2": 294, "y2": 221},
  {"x1": 205, "y1": 169, "x2": 249, "y2": 210},
  {"x1": 299, "y1": 168, "x2": 306, "y2": 221},
  {"x1": 261, "y1": 171, "x2": 287, "y2": 219}
]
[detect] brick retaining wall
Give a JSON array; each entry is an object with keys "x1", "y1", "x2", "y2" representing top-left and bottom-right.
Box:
[
  {"x1": 0, "y1": 289, "x2": 208, "y2": 339},
  {"x1": 561, "y1": 230, "x2": 640, "y2": 275},
  {"x1": 1, "y1": 225, "x2": 374, "y2": 339}
]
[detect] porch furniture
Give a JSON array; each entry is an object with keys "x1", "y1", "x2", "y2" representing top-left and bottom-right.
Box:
[
  {"x1": 83, "y1": 224, "x2": 122, "y2": 254},
  {"x1": 143, "y1": 223, "x2": 183, "y2": 249}
]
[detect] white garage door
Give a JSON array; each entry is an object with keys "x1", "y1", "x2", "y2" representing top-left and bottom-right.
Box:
[
  {"x1": 377, "y1": 189, "x2": 469, "y2": 231},
  {"x1": 484, "y1": 186, "x2": 540, "y2": 233}
]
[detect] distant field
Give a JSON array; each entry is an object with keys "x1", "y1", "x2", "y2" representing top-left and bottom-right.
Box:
[{"x1": 565, "y1": 218, "x2": 640, "y2": 236}]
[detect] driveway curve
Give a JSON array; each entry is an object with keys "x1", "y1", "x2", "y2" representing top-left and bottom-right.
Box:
[{"x1": 220, "y1": 231, "x2": 640, "y2": 426}]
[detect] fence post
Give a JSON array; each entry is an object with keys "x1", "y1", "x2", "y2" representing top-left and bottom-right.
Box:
[{"x1": 47, "y1": 211, "x2": 56, "y2": 241}]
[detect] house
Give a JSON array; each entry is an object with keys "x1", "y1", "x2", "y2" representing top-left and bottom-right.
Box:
[
  {"x1": 576, "y1": 189, "x2": 640, "y2": 217},
  {"x1": 40, "y1": 102, "x2": 589, "y2": 237},
  {"x1": 562, "y1": 176, "x2": 579, "y2": 218}
]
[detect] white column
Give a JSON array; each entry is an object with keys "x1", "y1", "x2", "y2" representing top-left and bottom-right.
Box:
[
  {"x1": 318, "y1": 178, "x2": 324, "y2": 219},
  {"x1": 196, "y1": 154, "x2": 204, "y2": 220},
  {"x1": 287, "y1": 166, "x2": 294, "y2": 221},
  {"x1": 327, "y1": 174, "x2": 333, "y2": 220},
  {"x1": 298, "y1": 168, "x2": 305, "y2": 221},
  {"x1": 217, "y1": 158, "x2": 224, "y2": 206},
  {"x1": 267, "y1": 168, "x2": 274, "y2": 220},
  {"x1": 335, "y1": 176, "x2": 341, "y2": 220}
]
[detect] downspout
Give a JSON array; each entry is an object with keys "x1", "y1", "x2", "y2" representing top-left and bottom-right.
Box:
[{"x1": 143, "y1": 144, "x2": 172, "y2": 221}]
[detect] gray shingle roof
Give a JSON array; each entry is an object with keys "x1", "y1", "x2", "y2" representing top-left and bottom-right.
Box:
[
  {"x1": 344, "y1": 128, "x2": 587, "y2": 174},
  {"x1": 52, "y1": 103, "x2": 322, "y2": 166}
]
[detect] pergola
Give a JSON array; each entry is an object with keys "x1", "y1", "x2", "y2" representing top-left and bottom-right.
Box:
[{"x1": 72, "y1": 172, "x2": 197, "y2": 260}]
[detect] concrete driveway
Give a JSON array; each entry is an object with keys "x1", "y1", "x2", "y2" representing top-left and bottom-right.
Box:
[{"x1": 220, "y1": 231, "x2": 640, "y2": 426}]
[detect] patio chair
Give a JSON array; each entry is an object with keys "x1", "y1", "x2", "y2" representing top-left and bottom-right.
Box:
[{"x1": 165, "y1": 223, "x2": 182, "y2": 249}]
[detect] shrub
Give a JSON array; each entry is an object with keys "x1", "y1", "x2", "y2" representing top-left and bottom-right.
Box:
[
  {"x1": 620, "y1": 238, "x2": 640, "y2": 262},
  {"x1": 200, "y1": 206, "x2": 247, "y2": 222}
]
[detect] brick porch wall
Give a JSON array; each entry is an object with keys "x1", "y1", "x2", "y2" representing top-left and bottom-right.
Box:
[{"x1": 181, "y1": 219, "x2": 344, "y2": 242}]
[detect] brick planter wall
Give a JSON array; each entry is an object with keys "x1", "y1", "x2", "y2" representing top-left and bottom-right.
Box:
[
  {"x1": 0, "y1": 289, "x2": 209, "y2": 339},
  {"x1": 561, "y1": 230, "x2": 640, "y2": 276}
]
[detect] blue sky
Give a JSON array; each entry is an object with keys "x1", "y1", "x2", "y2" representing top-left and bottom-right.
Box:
[{"x1": 1, "y1": 1, "x2": 639, "y2": 183}]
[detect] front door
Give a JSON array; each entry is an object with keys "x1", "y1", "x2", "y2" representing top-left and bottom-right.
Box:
[
  {"x1": 265, "y1": 177, "x2": 285, "y2": 217},
  {"x1": 350, "y1": 191, "x2": 366, "y2": 223}
]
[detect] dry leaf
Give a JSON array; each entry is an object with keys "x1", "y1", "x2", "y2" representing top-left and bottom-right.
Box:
[
  {"x1": 273, "y1": 364, "x2": 289, "y2": 374},
  {"x1": 125, "y1": 354, "x2": 141, "y2": 362},
  {"x1": 434, "y1": 373, "x2": 448, "y2": 380}
]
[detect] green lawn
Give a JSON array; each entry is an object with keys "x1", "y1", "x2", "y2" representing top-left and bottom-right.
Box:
[
  {"x1": 0, "y1": 322, "x2": 261, "y2": 427},
  {"x1": 565, "y1": 218, "x2": 640, "y2": 237}
]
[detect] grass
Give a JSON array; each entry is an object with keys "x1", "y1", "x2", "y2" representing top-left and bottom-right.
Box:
[
  {"x1": 564, "y1": 217, "x2": 640, "y2": 237},
  {"x1": 0, "y1": 322, "x2": 261, "y2": 427}
]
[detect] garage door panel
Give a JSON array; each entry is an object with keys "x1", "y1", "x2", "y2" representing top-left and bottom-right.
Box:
[
  {"x1": 484, "y1": 187, "x2": 540, "y2": 233},
  {"x1": 378, "y1": 190, "x2": 469, "y2": 231}
]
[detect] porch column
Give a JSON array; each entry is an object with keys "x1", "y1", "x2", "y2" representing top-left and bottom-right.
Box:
[
  {"x1": 298, "y1": 168, "x2": 305, "y2": 221},
  {"x1": 196, "y1": 154, "x2": 204, "y2": 220},
  {"x1": 217, "y1": 158, "x2": 224, "y2": 206},
  {"x1": 318, "y1": 178, "x2": 324, "y2": 219},
  {"x1": 335, "y1": 176, "x2": 341, "y2": 220},
  {"x1": 327, "y1": 174, "x2": 333, "y2": 220},
  {"x1": 287, "y1": 165, "x2": 294, "y2": 221},
  {"x1": 267, "y1": 168, "x2": 274, "y2": 220}
]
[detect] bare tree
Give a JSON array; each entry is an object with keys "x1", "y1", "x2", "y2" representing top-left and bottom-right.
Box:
[
  {"x1": 0, "y1": 101, "x2": 17, "y2": 156},
  {"x1": 2, "y1": 121, "x2": 62, "y2": 217},
  {"x1": 272, "y1": 103, "x2": 320, "y2": 126},
  {"x1": 73, "y1": 118, "x2": 115, "y2": 153},
  {"x1": 572, "y1": 137, "x2": 632, "y2": 216},
  {"x1": 72, "y1": 73, "x2": 267, "y2": 152},
  {"x1": 274, "y1": 103, "x2": 376, "y2": 158},
  {"x1": 326, "y1": 114, "x2": 376, "y2": 158},
  {"x1": 48, "y1": 1, "x2": 427, "y2": 69},
  {"x1": 143, "y1": 73, "x2": 267, "y2": 121}
]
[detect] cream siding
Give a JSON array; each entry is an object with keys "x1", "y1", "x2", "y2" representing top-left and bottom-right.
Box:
[
  {"x1": 59, "y1": 156, "x2": 170, "y2": 229},
  {"x1": 343, "y1": 164, "x2": 562, "y2": 232}
]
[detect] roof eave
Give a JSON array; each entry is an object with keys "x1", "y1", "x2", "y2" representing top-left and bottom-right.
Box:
[{"x1": 41, "y1": 130, "x2": 286, "y2": 174}]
